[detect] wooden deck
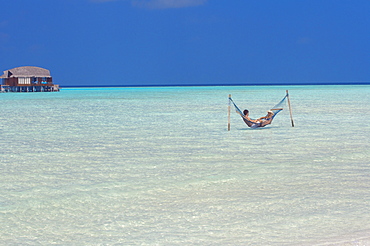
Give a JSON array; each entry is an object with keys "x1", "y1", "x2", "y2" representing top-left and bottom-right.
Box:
[{"x1": 0, "y1": 85, "x2": 60, "y2": 93}]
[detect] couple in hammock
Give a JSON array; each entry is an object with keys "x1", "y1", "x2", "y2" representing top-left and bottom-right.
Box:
[
  {"x1": 241, "y1": 109, "x2": 275, "y2": 128},
  {"x1": 228, "y1": 91, "x2": 293, "y2": 129}
]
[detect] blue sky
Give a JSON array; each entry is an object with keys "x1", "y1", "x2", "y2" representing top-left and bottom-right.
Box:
[{"x1": 1, "y1": 0, "x2": 369, "y2": 86}]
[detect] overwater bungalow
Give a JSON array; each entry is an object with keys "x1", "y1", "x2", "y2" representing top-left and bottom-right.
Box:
[{"x1": 0, "y1": 66, "x2": 59, "y2": 92}]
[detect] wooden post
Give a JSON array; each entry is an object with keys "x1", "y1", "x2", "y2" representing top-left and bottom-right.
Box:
[
  {"x1": 228, "y1": 94, "x2": 231, "y2": 131},
  {"x1": 286, "y1": 90, "x2": 294, "y2": 127}
]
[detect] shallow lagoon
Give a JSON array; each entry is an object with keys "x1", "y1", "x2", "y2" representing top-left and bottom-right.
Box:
[{"x1": 1, "y1": 85, "x2": 369, "y2": 245}]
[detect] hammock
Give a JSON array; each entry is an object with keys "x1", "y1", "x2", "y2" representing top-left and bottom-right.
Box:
[{"x1": 228, "y1": 92, "x2": 290, "y2": 128}]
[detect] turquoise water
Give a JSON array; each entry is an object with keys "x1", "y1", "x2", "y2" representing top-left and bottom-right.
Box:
[{"x1": 1, "y1": 85, "x2": 369, "y2": 245}]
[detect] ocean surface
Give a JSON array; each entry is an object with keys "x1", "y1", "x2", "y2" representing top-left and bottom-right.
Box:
[{"x1": 1, "y1": 85, "x2": 369, "y2": 245}]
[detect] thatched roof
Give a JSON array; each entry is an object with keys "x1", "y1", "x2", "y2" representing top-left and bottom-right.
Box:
[{"x1": 0, "y1": 66, "x2": 51, "y2": 78}]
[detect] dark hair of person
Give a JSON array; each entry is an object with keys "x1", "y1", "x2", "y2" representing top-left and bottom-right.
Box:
[{"x1": 243, "y1": 109, "x2": 249, "y2": 115}]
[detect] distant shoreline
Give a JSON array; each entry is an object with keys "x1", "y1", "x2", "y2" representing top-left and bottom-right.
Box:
[{"x1": 60, "y1": 82, "x2": 370, "y2": 88}]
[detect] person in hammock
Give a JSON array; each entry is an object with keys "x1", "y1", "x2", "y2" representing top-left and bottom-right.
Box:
[
  {"x1": 242, "y1": 109, "x2": 274, "y2": 128},
  {"x1": 258, "y1": 110, "x2": 275, "y2": 127}
]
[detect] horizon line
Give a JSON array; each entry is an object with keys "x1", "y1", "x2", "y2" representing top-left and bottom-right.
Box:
[{"x1": 59, "y1": 82, "x2": 370, "y2": 88}]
